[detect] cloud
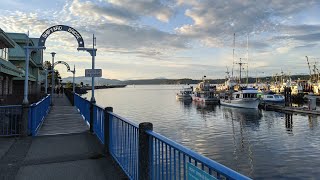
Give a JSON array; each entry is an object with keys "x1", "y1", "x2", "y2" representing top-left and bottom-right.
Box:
[{"x1": 176, "y1": 0, "x2": 319, "y2": 47}]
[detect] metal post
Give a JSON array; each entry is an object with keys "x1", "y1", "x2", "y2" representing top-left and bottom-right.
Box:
[
  {"x1": 91, "y1": 34, "x2": 96, "y2": 103},
  {"x1": 73, "y1": 65, "x2": 75, "y2": 93},
  {"x1": 104, "y1": 107, "x2": 113, "y2": 153},
  {"x1": 23, "y1": 48, "x2": 30, "y2": 104},
  {"x1": 90, "y1": 102, "x2": 94, "y2": 133},
  {"x1": 51, "y1": 52, "x2": 56, "y2": 105},
  {"x1": 45, "y1": 69, "x2": 48, "y2": 94},
  {"x1": 138, "y1": 122, "x2": 153, "y2": 180},
  {"x1": 21, "y1": 104, "x2": 30, "y2": 136}
]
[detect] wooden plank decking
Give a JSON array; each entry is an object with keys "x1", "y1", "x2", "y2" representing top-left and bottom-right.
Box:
[{"x1": 37, "y1": 94, "x2": 89, "y2": 136}]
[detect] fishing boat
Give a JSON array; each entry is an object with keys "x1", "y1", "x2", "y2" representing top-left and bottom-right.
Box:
[
  {"x1": 192, "y1": 76, "x2": 219, "y2": 104},
  {"x1": 220, "y1": 88, "x2": 260, "y2": 109},
  {"x1": 176, "y1": 87, "x2": 193, "y2": 100},
  {"x1": 261, "y1": 93, "x2": 285, "y2": 103}
]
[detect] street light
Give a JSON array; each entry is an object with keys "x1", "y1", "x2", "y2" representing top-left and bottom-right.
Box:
[
  {"x1": 70, "y1": 65, "x2": 76, "y2": 93},
  {"x1": 77, "y1": 34, "x2": 97, "y2": 103},
  {"x1": 51, "y1": 52, "x2": 56, "y2": 105}
]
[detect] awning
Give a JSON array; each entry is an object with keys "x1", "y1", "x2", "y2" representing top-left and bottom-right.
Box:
[
  {"x1": 13, "y1": 72, "x2": 36, "y2": 82},
  {"x1": 0, "y1": 58, "x2": 22, "y2": 77}
]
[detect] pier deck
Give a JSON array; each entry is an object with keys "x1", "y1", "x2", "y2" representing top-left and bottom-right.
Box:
[{"x1": 0, "y1": 94, "x2": 127, "y2": 180}]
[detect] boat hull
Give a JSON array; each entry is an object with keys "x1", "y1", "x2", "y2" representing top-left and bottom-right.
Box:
[
  {"x1": 176, "y1": 94, "x2": 192, "y2": 100},
  {"x1": 220, "y1": 99, "x2": 260, "y2": 109},
  {"x1": 192, "y1": 95, "x2": 219, "y2": 104}
]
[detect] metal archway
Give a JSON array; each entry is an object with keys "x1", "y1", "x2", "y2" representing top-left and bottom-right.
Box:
[
  {"x1": 38, "y1": 25, "x2": 85, "y2": 48},
  {"x1": 53, "y1": 61, "x2": 71, "y2": 72}
]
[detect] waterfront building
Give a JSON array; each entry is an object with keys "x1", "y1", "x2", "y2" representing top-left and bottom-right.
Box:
[
  {"x1": 6, "y1": 33, "x2": 44, "y2": 96},
  {"x1": 0, "y1": 28, "x2": 22, "y2": 103}
]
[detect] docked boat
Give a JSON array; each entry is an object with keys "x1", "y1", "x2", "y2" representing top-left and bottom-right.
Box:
[
  {"x1": 261, "y1": 93, "x2": 285, "y2": 103},
  {"x1": 220, "y1": 88, "x2": 260, "y2": 109},
  {"x1": 176, "y1": 87, "x2": 193, "y2": 100},
  {"x1": 192, "y1": 76, "x2": 219, "y2": 104}
]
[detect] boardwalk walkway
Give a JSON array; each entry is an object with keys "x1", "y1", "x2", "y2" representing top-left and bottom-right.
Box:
[
  {"x1": 0, "y1": 94, "x2": 127, "y2": 180},
  {"x1": 37, "y1": 94, "x2": 88, "y2": 136}
]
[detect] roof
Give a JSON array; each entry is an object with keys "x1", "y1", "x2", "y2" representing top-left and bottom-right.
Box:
[
  {"x1": 0, "y1": 58, "x2": 22, "y2": 77},
  {"x1": 6, "y1": 33, "x2": 34, "y2": 46},
  {"x1": 0, "y1": 28, "x2": 15, "y2": 48}
]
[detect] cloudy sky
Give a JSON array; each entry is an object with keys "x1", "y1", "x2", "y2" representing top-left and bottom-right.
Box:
[{"x1": 1, "y1": 0, "x2": 320, "y2": 80}]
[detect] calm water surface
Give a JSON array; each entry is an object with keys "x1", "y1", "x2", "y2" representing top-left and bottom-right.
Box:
[{"x1": 84, "y1": 85, "x2": 320, "y2": 179}]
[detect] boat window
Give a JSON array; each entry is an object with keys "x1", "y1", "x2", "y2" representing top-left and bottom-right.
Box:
[
  {"x1": 274, "y1": 95, "x2": 279, "y2": 98},
  {"x1": 236, "y1": 94, "x2": 240, "y2": 98},
  {"x1": 267, "y1": 95, "x2": 273, "y2": 98}
]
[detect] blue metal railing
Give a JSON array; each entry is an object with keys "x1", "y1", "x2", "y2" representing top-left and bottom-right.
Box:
[
  {"x1": 73, "y1": 94, "x2": 250, "y2": 180},
  {"x1": 93, "y1": 104, "x2": 105, "y2": 144},
  {"x1": 28, "y1": 95, "x2": 51, "y2": 136},
  {"x1": 147, "y1": 131, "x2": 251, "y2": 180},
  {"x1": 109, "y1": 112, "x2": 139, "y2": 180},
  {"x1": 0, "y1": 105, "x2": 22, "y2": 136},
  {"x1": 74, "y1": 93, "x2": 90, "y2": 124}
]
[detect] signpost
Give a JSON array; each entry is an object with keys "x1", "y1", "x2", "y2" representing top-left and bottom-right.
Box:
[{"x1": 85, "y1": 69, "x2": 102, "y2": 77}]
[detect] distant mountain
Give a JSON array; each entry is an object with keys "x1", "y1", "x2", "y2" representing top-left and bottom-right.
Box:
[{"x1": 62, "y1": 76, "x2": 123, "y2": 86}]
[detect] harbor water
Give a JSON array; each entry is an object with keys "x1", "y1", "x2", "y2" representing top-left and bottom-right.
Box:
[{"x1": 84, "y1": 85, "x2": 320, "y2": 179}]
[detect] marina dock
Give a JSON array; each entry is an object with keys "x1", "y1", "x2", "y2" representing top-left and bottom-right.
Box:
[{"x1": 262, "y1": 103, "x2": 320, "y2": 115}]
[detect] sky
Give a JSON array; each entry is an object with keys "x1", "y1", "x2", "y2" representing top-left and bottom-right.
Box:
[{"x1": 0, "y1": 0, "x2": 320, "y2": 80}]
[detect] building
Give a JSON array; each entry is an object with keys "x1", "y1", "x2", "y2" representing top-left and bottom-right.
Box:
[
  {"x1": 6, "y1": 33, "x2": 44, "y2": 96},
  {"x1": 0, "y1": 28, "x2": 22, "y2": 103}
]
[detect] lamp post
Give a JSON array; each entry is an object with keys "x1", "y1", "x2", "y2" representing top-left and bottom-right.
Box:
[
  {"x1": 77, "y1": 34, "x2": 97, "y2": 103},
  {"x1": 71, "y1": 65, "x2": 76, "y2": 93},
  {"x1": 51, "y1": 52, "x2": 56, "y2": 105}
]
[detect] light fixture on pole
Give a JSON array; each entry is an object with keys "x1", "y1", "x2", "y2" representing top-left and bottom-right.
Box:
[
  {"x1": 77, "y1": 34, "x2": 97, "y2": 103},
  {"x1": 51, "y1": 52, "x2": 56, "y2": 105},
  {"x1": 71, "y1": 65, "x2": 76, "y2": 93}
]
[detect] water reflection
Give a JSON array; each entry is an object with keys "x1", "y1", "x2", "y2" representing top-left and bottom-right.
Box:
[
  {"x1": 308, "y1": 115, "x2": 319, "y2": 130},
  {"x1": 285, "y1": 113, "x2": 293, "y2": 134},
  {"x1": 221, "y1": 107, "x2": 262, "y2": 177}
]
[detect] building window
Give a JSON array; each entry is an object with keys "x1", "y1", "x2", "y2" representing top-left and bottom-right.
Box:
[{"x1": 0, "y1": 48, "x2": 8, "y2": 60}]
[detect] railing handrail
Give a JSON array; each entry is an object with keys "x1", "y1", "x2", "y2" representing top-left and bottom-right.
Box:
[
  {"x1": 31, "y1": 94, "x2": 51, "y2": 106},
  {"x1": 0, "y1": 105, "x2": 22, "y2": 108},
  {"x1": 146, "y1": 130, "x2": 252, "y2": 180},
  {"x1": 109, "y1": 112, "x2": 139, "y2": 128}
]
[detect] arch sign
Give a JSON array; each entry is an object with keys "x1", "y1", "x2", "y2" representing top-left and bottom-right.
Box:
[
  {"x1": 38, "y1": 25, "x2": 85, "y2": 48},
  {"x1": 53, "y1": 61, "x2": 71, "y2": 71}
]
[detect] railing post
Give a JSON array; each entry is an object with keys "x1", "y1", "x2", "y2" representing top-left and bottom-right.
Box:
[
  {"x1": 21, "y1": 103, "x2": 30, "y2": 137},
  {"x1": 70, "y1": 91, "x2": 75, "y2": 106},
  {"x1": 139, "y1": 122, "x2": 153, "y2": 180},
  {"x1": 90, "y1": 102, "x2": 94, "y2": 133},
  {"x1": 104, "y1": 107, "x2": 113, "y2": 153}
]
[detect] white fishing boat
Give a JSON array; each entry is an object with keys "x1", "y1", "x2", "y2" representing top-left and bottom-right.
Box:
[
  {"x1": 176, "y1": 87, "x2": 193, "y2": 100},
  {"x1": 261, "y1": 93, "x2": 285, "y2": 103},
  {"x1": 220, "y1": 88, "x2": 260, "y2": 109},
  {"x1": 192, "y1": 76, "x2": 219, "y2": 104}
]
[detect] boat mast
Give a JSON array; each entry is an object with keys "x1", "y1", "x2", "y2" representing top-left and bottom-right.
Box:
[
  {"x1": 238, "y1": 58, "x2": 246, "y2": 84},
  {"x1": 232, "y1": 33, "x2": 235, "y2": 78},
  {"x1": 246, "y1": 34, "x2": 249, "y2": 86}
]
